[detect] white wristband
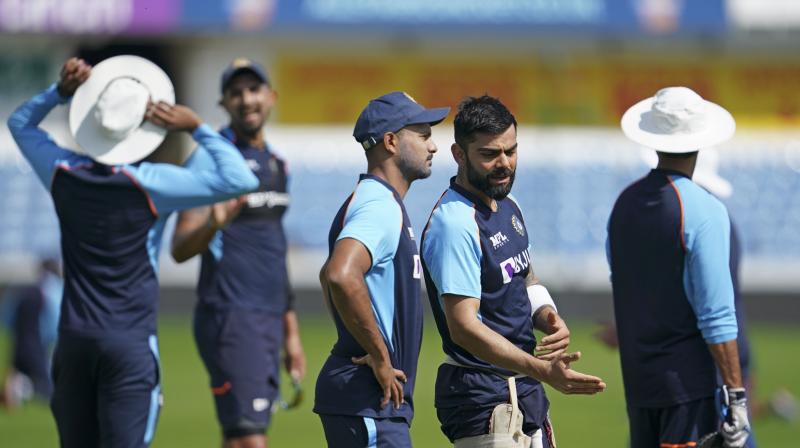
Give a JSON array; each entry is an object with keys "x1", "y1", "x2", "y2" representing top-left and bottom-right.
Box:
[{"x1": 527, "y1": 284, "x2": 556, "y2": 317}]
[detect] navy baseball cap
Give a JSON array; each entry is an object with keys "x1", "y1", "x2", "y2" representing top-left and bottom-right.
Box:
[
  {"x1": 353, "y1": 91, "x2": 450, "y2": 151},
  {"x1": 220, "y1": 58, "x2": 270, "y2": 94}
]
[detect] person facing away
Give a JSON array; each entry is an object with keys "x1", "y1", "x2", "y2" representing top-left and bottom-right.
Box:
[
  {"x1": 420, "y1": 95, "x2": 606, "y2": 448},
  {"x1": 608, "y1": 86, "x2": 751, "y2": 448},
  {"x1": 170, "y1": 58, "x2": 306, "y2": 448},
  {"x1": 7, "y1": 57, "x2": 258, "y2": 448},
  {"x1": 315, "y1": 91, "x2": 449, "y2": 448}
]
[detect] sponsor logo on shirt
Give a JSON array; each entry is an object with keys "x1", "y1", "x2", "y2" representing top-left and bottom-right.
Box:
[
  {"x1": 511, "y1": 215, "x2": 525, "y2": 236},
  {"x1": 413, "y1": 254, "x2": 422, "y2": 279},
  {"x1": 253, "y1": 398, "x2": 270, "y2": 412},
  {"x1": 489, "y1": 231, "x2": 509, "y2": 249},
  {"x1": 246, "y1": 191, "x2": 290, "y2": 208},
  {"x1": 247, "y1": 159, "x2": 261, "y2": 172},
  {"x1": 499, "y1": 249, "x2": 531, "y2": 284}
]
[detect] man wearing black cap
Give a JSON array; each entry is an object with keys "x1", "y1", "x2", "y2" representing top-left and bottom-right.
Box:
[
  {"x1": 171, "y1": 58, "x2": 306, "y2": 448},
  {"x1": 315, "y1": 92, "x2": 449, "y2": 447}
]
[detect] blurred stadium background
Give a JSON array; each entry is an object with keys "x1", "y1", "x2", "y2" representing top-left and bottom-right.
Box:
[{"x1": 0, "y1": 0, "x2": 798, "y2": 446}]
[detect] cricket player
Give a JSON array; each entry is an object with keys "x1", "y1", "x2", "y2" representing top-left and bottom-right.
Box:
[
  {"x1": 7, "y1": 57, "x2": 258, "y2": 448},
  {"x1": 421, "y1": 95, "x2": 606, "y2": 448},
  {"x1": 171, "y1": 58, "x2": 305, "y2": 448},
  {"x1": 608, "y1": 86, "x2": 750, "y2": 447},
  {"x1": 315, "y1": 91, "x2": 449, "y2": 447}
]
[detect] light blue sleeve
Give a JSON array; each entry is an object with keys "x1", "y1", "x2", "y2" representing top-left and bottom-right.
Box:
[
  {"x1": 422, "y1": 195, "x2": 482, "y2": 298},
  {"x1": 7, "y1": 83, "x2": 89, "y2": 189},
  {"x1": 678, "y1": 178, "x2": 738, "y2": 344},
  {"x1": 126, "y1": 124, "x2": 259, "y2": 215},
  {"x1": 337, "y1": 181, "x2": 402, "y2": 268}
]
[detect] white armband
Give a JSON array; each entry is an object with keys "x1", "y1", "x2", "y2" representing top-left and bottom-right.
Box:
[{"x1": 527, "y1": 284, "x2": 556, "y2": 316}]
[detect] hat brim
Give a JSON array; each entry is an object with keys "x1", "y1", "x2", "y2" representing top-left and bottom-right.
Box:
[
  {"x1": 69, "y1": 55, "x2": 175, "y2": 165},
  {"x1": 406, "y1": 107, "x2": 450, "y2": 128},
  {"x1": 621, "y1": 97, "x2": 735, "y2": 153}
]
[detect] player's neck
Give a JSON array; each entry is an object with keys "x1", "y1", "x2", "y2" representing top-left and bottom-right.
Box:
[
  {"x1": 367, "y1": 163, "x2": 410, "y2": 198},
  {"x1": 656, "y1": 155, "x2": 696, "y2": 178},
  {"x1": 455, "y1": 173, "x2": 497, "y2": 211},
  {"x1": 232, "y1": 126, "x2": 266, "y2": 150}
]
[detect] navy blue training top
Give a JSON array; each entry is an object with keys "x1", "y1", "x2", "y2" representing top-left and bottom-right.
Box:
[
  {"x1": 607, "y1": 169, "x2": 738, "y2": 407},
  {"x1": 8, "y1": 84, "x2": 258, "y2": 339},
  {"x1": 186, "y1": 127, "x2": 291, "y2": 313},
  {"x1": 421, "y1": 178, "x2": 547, "y2": 415},
  {"x1": 314, "y1": 174, "x2": 423, "y2": 424}
]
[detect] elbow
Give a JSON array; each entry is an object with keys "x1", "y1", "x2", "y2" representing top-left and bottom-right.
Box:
[
  {"x1": 7, "y1": 113, "x2": 23, "y2": 136},
  {"x1": 171, "y1": 248, "x2": 191, "y2": 264},
  {"x1": 448, "y1": 324, "x2": 471, "y2": 348},
  {"x1": 240, "y1": 171, "x2": 259, "y2": 192}
]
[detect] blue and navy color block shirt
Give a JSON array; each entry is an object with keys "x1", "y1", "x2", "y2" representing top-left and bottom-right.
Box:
[
  {"x1": 185, "y1": 127, "x2": 292, "y2": 313},
  {"x1": 314, "y1": 174, "x2": 423, "y2": 424},
  {"x1": 421, "y1": 178, "x2": 547, "y2": 411},
  {"x1": 8, "y1": 84, "x2": 258, "y2": 339},
  {"x1": 607, "y1": 169, "x2": 738, "y2": 407}
]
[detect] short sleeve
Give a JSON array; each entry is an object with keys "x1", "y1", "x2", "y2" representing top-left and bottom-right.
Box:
[
  {"x1": 422, "y1": 197, "x2": 482, "y2": 298},
  {"x1": 337, "y1": 181, "x2": 402, "y2": 269}
]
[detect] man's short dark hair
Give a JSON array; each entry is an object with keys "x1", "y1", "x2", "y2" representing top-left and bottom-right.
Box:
[{"x1": 454, "y1": 95, "x2": 517, "y2": 150}]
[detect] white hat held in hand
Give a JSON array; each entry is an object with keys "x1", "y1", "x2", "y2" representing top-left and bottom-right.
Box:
[
  {"x1": 69, "y1": 55, "x2": 175, "y2": 165},
  {"x1": 621, "y1": 86, "x2": 735, "y2": 154}
]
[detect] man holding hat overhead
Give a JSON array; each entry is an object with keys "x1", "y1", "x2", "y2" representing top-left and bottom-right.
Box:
[
  {"x1": 607, "y1": 87, "x2": 751, "y2": 448},
  {"x1": 170, "y1": 58, "x2": 306, "y2": 448},
  {"x1": 7, "y1": 57, "x2": 258, "y2": 448},
  {"x1": 315, "y1": 91, "x2": 448, "y2": 447}
]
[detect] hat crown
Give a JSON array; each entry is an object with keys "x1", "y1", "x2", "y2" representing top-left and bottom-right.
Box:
[
  {"x1": 651, "y1": 87, "x2": 708, "y2": 134},
  {"x1": 94, "y1": 77, "x2": 149, "y2": 141}
]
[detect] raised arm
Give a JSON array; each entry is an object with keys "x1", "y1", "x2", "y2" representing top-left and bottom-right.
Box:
[
  {"x1": 127, "y1": 103, "x2": 258, "y2": 215},
  {"x1": 7, "y1": 58, "x2": 91, "y2": 188}
]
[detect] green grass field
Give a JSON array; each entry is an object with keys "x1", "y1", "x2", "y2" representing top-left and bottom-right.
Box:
[{"x1": 1, "y1": 316, "x2": 798, "y2": 446}]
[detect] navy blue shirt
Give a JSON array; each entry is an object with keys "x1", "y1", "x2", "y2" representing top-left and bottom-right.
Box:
[
  {"x1": 314, "y1": 174, "x2": 423, "y2": 424},
  {"x1": 607, "y1": 169, "x2": 738, "y2": 407},
  {"x1": 421, "y1": 179, "x2": 547, "y2": 415},
  {"x1": 186, "y1": 127, "x2": 291, "y2": 313},
  {"x1": 8, "y1": 84, "x2": 258, "y2": 338}
]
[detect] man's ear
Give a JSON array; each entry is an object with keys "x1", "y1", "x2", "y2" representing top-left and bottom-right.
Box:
[
  {"x1": 383, "y1": 132, "x2": 399, "y2": 155},
  {"x1": 452, "y1": 142, "x2": 465, "y2": 164}
]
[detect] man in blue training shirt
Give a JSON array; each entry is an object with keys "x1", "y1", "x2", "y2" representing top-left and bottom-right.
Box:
[
  {"x1": 170, "y1": 58, "x2": 306, "y2": 448},
  {"x1": 421, "y1": 95, "x2": 606, "y2": 448},
  {"x1": 315, "y1": 91, "x2": 449, "y2": 448},
  {"x1": 609, "y1": 87, "x2": 751, "y2": 448},
  {"x1": 7, "y1": 57, "x2": 258, "y2": 448}
]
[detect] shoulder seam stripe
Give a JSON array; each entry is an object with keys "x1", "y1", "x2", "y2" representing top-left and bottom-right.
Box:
[{"x1": 667, "y1": 176, "x2": 686, "y2": 251}]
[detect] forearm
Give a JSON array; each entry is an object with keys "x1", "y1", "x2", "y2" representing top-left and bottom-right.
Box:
[
  {"x1": 452, "y1": 319, "x2": 547, "y2": 380},
  {"x1": 328, "y1": 274, "x2": 391, "y2": 363},
  {"x1": 709, "y1": 339, "x2": 743, "y2": 388},
  {"x1": 192, "y1": 125, "x2": 258, "y2": 193},
  {"x1": 171, "y1": 221, "x2": 217, "y2": 262},
  {"x1": 283, "y1": 309, "x2": 301, "y2": 343}
]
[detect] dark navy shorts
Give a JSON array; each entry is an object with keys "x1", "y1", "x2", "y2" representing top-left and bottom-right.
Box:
[
  {"x1": 194, "y1": 306, "x2": 283, "y2": 439},
  {"x1": 627, "y1": 397, "x2": 717, "y2": 448},
  {"x1": 50, "y1": 332, "x2": 162, "y2": 448},
  {"x1": 319, "y1": 414, "x2": 411, "y2": 448},
  {"x1": 435, "y1": 364, "x2": 552, "y2": 444}
]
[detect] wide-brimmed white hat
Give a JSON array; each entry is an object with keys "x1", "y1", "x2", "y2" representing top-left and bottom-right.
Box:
[
  {"x1": 69, "y1": 55, "x2": 175, "y2": 165},
  {"x1": 621, "y1": 86, "x2": 735, "y2": 153}
]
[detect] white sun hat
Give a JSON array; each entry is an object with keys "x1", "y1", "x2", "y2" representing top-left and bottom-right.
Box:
[
  {"x1": 69, "y1": 55, "x2": 175, "y2": 165},
  {"x1": 621, "y1": 86, "x2": 735, "y2": 154}
]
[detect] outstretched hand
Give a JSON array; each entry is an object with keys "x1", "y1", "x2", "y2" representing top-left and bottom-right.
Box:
[
  {"x1": 542, "y1": 351, "x2": 606, "y2": 395},
  {"x1": 145, "y1": 101, "x2": 202, "y2": 132},
  {"x1": 57, "y1": 58, "x2": 91, "y2": 98},
  {"x1": 352, "y1": 354, "x2": 407, "y2": 410}
]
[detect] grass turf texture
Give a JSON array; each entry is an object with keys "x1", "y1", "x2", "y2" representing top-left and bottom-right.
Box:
[{"x1": 1, "y1": 316, "x2": 798, "y2": 446}]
